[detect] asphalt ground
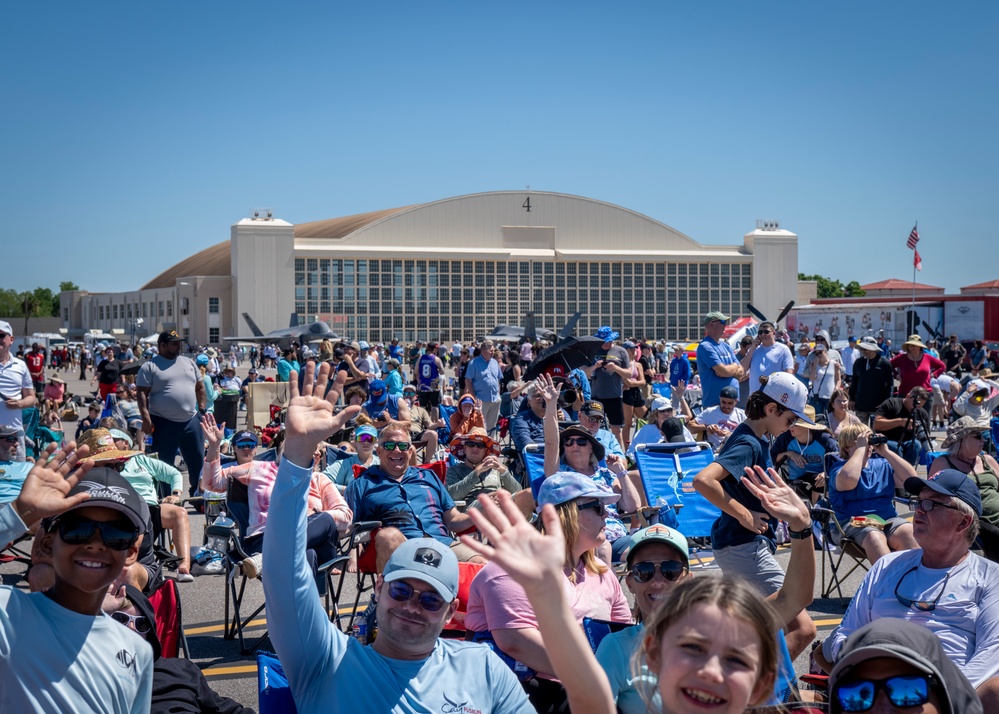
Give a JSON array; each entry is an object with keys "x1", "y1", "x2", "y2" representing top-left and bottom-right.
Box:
[{"x1": 3, "y1": 356, "x2": 932, "y2": 710}]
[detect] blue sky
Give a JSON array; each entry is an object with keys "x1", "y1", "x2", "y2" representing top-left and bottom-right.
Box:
[{"x1": 3, "y1": 2, "x2": 996, "y2": 295}]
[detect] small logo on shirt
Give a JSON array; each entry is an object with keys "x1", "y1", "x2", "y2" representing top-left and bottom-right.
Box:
[
  {"x1": 116, "y1": 649, "x2": 137, "y2": 678},
  {"x1": 442, "y1": 694, "x2": 481, "y2": 714}
]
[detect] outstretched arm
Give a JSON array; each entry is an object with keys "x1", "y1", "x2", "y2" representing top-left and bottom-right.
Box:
[{"x1": 462, "y1": 492, "x2": 615, "y2": 714}]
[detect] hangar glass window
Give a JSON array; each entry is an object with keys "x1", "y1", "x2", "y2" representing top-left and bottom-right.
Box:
[{"x1": 295, "y1": 259, "x2": 304, "y2": 271}]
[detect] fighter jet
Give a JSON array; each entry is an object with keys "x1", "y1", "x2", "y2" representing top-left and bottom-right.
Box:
[
  {"x1": 224, "y1": 313, "x2": 340, "y2": 348},
  {"x1": 483, "y1": 312, "x2": 582, "y2": 343}
]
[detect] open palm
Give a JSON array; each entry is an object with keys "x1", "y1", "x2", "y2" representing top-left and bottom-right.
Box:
[
  {"x1": 14, "y1": 442, "x2": 95, "y2": 525},
  {"x1": 283, "y1": 363, "x2": 360, "y2": 466},
  {"x1": 742, "y1": 465, "x2": 810, "y2": 528},
  {"x1": 462, "y1": 491, "x2": 566, "y2": 593}
]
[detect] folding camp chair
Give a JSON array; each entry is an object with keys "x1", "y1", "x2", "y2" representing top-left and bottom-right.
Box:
[
  {"x1": 21, "y1": 407, "x2": 40, "y2": 459},
  {"x1": 329, "y1": 520, "x2": 384, "y2": 633},
  {"x1": 257, "y1": 651, "x2": 297, "y2": 714},
  {"x1": 524, "y1": 444, "x2": 547, "y2": 501},
  {"x1": 147, "y1": 577, "x2": 190, "y2": 658},
  {"x1": 441, "y1": 561, "x2": 486, "y2": 638},
  {"x1": 811, "y1": 453, "x2": 871, "y2": 599}
]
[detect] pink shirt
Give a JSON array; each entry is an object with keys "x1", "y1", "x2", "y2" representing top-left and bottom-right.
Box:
[
  {"x1": 890, "y1": 352, "x2": 946, "y2": 397},
  {"x1": 465, "y1": 558, "x2": 631, "y2": 635},
  {"x1": 203, "y1": 458, "x2": 352, "y2": 537}
]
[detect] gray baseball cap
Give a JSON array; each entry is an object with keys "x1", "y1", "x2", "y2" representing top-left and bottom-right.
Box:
[{"x1": 383, "y1": 537, "x2": 459, "y2": 601}]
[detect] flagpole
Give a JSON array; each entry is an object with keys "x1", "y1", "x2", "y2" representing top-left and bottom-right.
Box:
[{"x1": 911, "y1": 221, "x2": 917, "y2": 317}]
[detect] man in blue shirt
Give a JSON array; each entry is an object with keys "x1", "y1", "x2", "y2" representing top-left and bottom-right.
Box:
[
  {"x1": 695, "y1": 311, "x2": 744, "y2": 408},
  {"x1": 464, "y1": 340, "x2": 503, "y2": 434},
  {"x1": 0, "y1": 426, "x2": 31, "y2": 504},
  {"x1": 668, "y1": 343, "x2": 691, "y2": 410},
  {"x1": 345, "y1": 422, "x2": 484, "y2": 572}
]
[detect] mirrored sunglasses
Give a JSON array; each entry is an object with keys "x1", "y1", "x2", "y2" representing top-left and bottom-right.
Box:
[
  {"x1": 234, "y1": 441, "x2": 258, "y2": 450},
  {"x1": 387, "y1": 581, "x2": 446, "y2": 612},
  {"x1": 629, "y1": 560, "x2": 687, "y2": 583},
  {"x1": 55, "y1": 517, "x2": 139, "y2": 551},
  {"x1": 356, "y1": 434, "x2": 375, "y2": 443},
  {"x1": 382, "y1": 441, "x2": 411, "y2": 451},
  {"x1": 834, "y1": 674, "x2": 933, "y2": 712},
  {"x1": 109, "y1": 611, "x2": 153, "y2": 634}
]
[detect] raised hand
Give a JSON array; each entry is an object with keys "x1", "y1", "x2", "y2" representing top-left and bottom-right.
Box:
[
  {"x1": 461, "y1": 490, "x2": 566, "y2": 595},
  {"x1": 13, "y1": 442, "x2": 95, "y2": 526},
  {"x1": 200, "y1": 413, "x2": 225, "y2": 446},
  {"x1": 741, "y1": 465, "x2": 811, "y2": 531},
  {"x1": 284, "y1": 363, "x2": 360, "y2": 468},
  {"x1": 537, "y1": 373, "x2": 560, "y2": 404}
]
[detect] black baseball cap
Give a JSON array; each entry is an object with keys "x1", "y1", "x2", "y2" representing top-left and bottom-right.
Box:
[
  {"x1": 158, "y1": 330, "x2": 184, "y2": 344},
  {"x1": 63, "y1": 467, "x2": 145, "y2": 531},
  {"x1": 719, "y1": 386, "x2": 739, "y2": 400}
]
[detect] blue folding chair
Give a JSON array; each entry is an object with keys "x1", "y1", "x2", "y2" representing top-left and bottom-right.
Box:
[
  {"x1": 21, "y1": 407, "x2": 40, "y2": 459},
  {"x1": 524, "y1": 444, "x2": 547, "y2": 500},
  {"x1": 257, "y1": 651, "x2": 297, "y2": 714},
  {"x1": 651, "y1": 382, "x2": 672, "y2": 400},
  {"x1": 437, "y1": 403, "x2": 456, "y2": 446},
  {"x1": 633, "y1": 442, "x2": 720, "y2": 549}
]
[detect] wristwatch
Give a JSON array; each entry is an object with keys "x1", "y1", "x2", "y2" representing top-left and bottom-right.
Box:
[{"x1": 788, "y1": 523, "x2": 814, "y2": 540}]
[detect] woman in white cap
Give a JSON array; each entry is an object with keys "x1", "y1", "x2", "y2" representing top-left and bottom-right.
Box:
[
  {"x1": 464, "y1": 471, "x2": 631, "y2": 713},
  {"x1": 929, "y1": 416, "x2": 999, "y2": 561}
]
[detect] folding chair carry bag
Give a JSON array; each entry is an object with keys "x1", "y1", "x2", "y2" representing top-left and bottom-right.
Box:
[
  {"x1": 257, "y1": 651, "x2": 298, "y2": 714},
  {"x1": 634, "y1": 444, "x2": 721, "y2": 539}
]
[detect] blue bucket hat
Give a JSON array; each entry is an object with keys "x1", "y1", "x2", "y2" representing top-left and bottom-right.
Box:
[
  {"x1": 537, "y1": 472, "x2": 620, "y2": 510},
  {"x1": 195, "y1": 354, "x2": 209, "y2": 366},
  {"x1": 593, "y1": 326, "x2": 619, "y2": 342}
]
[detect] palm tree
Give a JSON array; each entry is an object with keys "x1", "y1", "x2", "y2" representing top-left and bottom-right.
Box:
[{"x1": 21, "y1": 291, "x2": 40, "y2": 338}]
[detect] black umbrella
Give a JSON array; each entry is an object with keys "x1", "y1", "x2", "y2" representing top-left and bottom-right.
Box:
[
  {"x1": 118, "y1": 359, "x2": 147, "y2": 376},
  {"x1": 523, "y1": 336, "x2": 606, "y2": 382}
]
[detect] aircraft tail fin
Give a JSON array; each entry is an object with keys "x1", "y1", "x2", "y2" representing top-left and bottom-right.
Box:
[
  {"x1": 558, "y1": 311, "x2": 583, "y2": 339},
  {"x1": 524, "y1": 313, "x2": 537, "y2": 342},
  {"x1": 241, "y1": 313, "x2": 264, "y2": 337},
  {"x1": 289, "y1": 313, "x2": 299, "y2": 328}
]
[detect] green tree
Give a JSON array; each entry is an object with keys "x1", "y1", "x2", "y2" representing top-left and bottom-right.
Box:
[
  {"x1": 19, "y1": 291, "x2": 40, "y2": 337},
  {"x1": 799, "y1": 273, "x2": 867, "y2": 299}
]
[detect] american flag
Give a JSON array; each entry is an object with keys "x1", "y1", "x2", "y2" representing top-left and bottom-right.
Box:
[{"x1": 906, "y1": 225, "x2": 919, "y2": 250}]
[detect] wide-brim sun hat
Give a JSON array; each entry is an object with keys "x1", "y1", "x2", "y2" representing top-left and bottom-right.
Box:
[
  {"x1": 903, "y1": 334, "x2": 927, "y2": 350},
  {"x1": 794, "y1": 404, "x2": 827, "y2": 431},
  {"x1": 77, "y1": 428, "x2": 140, "y2": 463},
  {"x1": 856, "y1": 337, "x2": 880, "y2": 352},
  {"x1": 940, "y1": 416, "x2": 989, "y2": 450},
  {"x1": 593, "y1": 326, "x2": 620, "y2": 342},
  {"x1": 450, "y1": 427, "x2": 500, "y2": 459},
  {"x1": 558, "y1": 424, "x2": 606, "y2": 461}
]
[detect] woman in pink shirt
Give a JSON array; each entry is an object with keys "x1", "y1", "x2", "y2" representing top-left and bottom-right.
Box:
[
  {"x1": 890, "y1": 334, "x2": 946, "y2": 397},
  {"x1": 464, "y1": 472, "x2": 631, "y2": 712},
  {"x1": 200, "y1": 414, "x2": 351, "y2": 586}
]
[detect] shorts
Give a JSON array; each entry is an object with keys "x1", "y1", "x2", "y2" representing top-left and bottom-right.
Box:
[
  {"x1": 418, "y1": 390, "x2": 440, "y2": 409},
  {"x1": 622, "y1": 387, "x2": 645, "y2": 408},
  {"x1": 598, "y1": 397, "x2": 625, "y2": 427},
  {"x1": 840, "y1": 516, "x2": 909, "y2": 546},
  {"x1": 713, "y1": 539, "x2": 785, "y2": 597}
]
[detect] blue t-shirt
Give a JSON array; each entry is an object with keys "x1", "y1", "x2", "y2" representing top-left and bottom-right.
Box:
[
  {"x1": 770, "y1": 431, "x2": 837, "y2": 482},
  {"x1": 277, "y1": 359, "x2": 300, "y2": 383},
  {"x1": 0, "y1": 461, "x2": 31, "y2": 504},
  {"x1": 696, "y1": 337, "x2": 739, "y2": 408},
  {"x1": 417, "y1": 355, "x2": 440, "y2": 391},
  {"x1": 465, "y1": 356, "x2": 502, "y2": 402},
  {"x1": 828, "y1": 454, "x2": 898, "y2": 524},
  {"x1": 709, "y1": 422, "x2": 776, "y2": 551},
  {"x1": 345, "y1": 465, "x2": 456, "y2": 546},
  {"x1": 668, "y1": 355, "x2": 691, "y2": 386}
]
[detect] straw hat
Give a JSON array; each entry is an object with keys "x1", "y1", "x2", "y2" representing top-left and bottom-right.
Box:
[
  {"x1": 793, "y1": 405, "x2": 827, "y2": 431},
  {"x1": 940, "y1": 416, "x2": 989, "y2": 450},
  {"x1": 450, "y1": 427, "x2": 500, "y2": 460},
  {"x1": 77, "y1": 427, "x2": 140, "y2": 463},
  {"x1": 902, "y1": 334, "x2": 927, "y2": 350}
]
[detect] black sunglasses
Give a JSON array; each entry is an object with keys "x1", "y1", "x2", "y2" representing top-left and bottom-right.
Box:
[
  {"x1": 463, "y1": 441, "x2": 488, "y2": 449},
  {"x1": 234, "y1": 441, "x2": 258, "y2": 450},
  {"x1": 109, "y1": 611, "x2": 152, "y2": 634},
  {"x1": 563, "y1": 436, "x2": 591, "y2": 447},
  {"x1": 576, "y1": 499, "x2": 607, "y2": 517},
  {"x1": 834, "y1": 674, "x2": 934, "y2": 712},
  {"x1": 629, "y1": 560, "x2": 688, "y2": 583},
  {"x1": 894, "y1": 565, "x2": 951, "y2": 612},
  {"x1": 1, "y1": 435, "x2": 18, "y2": 443},
  {"x1": 54, "y1": 516, "x2": 139, "y2": 551},
  {"x1": 387, "y1": 581, "x2": 447, "y2": 612}
]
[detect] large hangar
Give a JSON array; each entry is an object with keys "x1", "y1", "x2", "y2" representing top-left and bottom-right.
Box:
[{"x1": 62, "y1": 190, "x2": 799, "y2": 345}]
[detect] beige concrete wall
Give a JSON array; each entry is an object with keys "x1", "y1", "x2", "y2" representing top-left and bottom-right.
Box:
[{"x1": 231, "y1": 218, "x2": 296, "y2": 338}]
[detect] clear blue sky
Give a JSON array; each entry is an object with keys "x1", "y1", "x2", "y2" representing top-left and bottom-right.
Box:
[{"x1": 3, "y1": 2, "x2": 996, "y2": 295}]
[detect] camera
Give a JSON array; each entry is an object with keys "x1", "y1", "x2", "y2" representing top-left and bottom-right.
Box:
[
  {"x1": 558, "y1": 385, "x2": 579, "y2": 409},
  {"x1": 868, "y1": 434, "x2": 889, "y2": 446}
]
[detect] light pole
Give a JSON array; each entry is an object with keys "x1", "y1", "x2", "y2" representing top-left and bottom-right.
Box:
[{"x1": 129, "y1": 317, "x2": 143, "y2": 347}]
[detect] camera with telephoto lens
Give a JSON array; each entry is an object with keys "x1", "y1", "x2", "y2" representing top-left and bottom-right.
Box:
[{"x1": 868, "y1": 434, "x2": 889, "y2": 446}]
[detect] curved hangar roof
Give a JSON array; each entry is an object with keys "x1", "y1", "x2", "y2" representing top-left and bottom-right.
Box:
[{"x1": 142, "y1": 191, "x2": 734, "y2": 288}]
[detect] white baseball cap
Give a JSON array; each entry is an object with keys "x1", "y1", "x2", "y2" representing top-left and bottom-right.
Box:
[
  {"x1": 760, "y1": 372, "x2": 814, "y2": 424},
  {"x1": 0, "y1": 320, "x2": 11, "y2": 337},
  {"x1": 650, "y1": 396, "x2": 674, "y2": 412}
]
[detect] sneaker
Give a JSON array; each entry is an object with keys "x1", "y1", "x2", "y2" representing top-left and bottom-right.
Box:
[
  {"x1": 242, "y1": 554, "x2": 263, "y2": 579},
  {"x1": 176, "y1": 571, "x2": 195, "y2": 583}
]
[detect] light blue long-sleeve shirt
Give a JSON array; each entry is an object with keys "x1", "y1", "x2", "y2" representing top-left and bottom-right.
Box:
[{"x1": 262, "y1": 456, "x2": 535, "y2": 714}]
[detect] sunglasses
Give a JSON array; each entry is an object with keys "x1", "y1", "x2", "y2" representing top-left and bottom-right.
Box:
[
  {"x1": 109, "y1": 611, "x2": 153, "y2": 634},
  {"x1": 463, "y1": 441, "x2": 487, "y2": 449},
  {"x1": 834, "y1": 674, "x2": 934, "y2": 712},
  {"x1": 629, "y1": 560, "x2": 687, "y2": 583},
  {"x1": 563, "y1": 436, "x2": 591, "y2": 447},
  {"x1": 1, "y1": 435, "x2": 18, "y2": 444},
  {"x1": 759, "y1": 329, "x2": 773, "y2": 335},
  {"x1": 234, "y1": 441, "x2": 257, "y2": 450},
  {"x1": 894, "y1": 565, "x2": 951, "y2": 612},
  {"x1": 55, "y1": 517, "x2": 139, "y2": 551},
  {"x1": 908, "y1": 498, "x2": 961, "y2": 514},
  {"x1": 381, "y1": 441, "x2": 411, "y2": 451},
  {"x1": 968, "y1": 431, "x2": 986, "y2": 441},
  {"x1": 386, "y1": 581, "x2": 447, "y2": 612},
  {"x1": 356, "y1": 434, "x2": 375, "y2": 443},
  {"x1": 576, "y1": 499, "x2": 607, "y2": 517}
]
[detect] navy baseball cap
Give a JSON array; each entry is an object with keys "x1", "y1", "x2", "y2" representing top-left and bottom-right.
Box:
[{"x1": 905, "y1": 469, "x2": 982, "y2": 516}]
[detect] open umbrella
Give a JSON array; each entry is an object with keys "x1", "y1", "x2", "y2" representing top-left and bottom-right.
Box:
[
  {"x1": 523, "y1": 336, "x2": 606, "y2": 382},
  {"x1": 118, "y1": 359, "x2": 147, "y2": 377}
]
